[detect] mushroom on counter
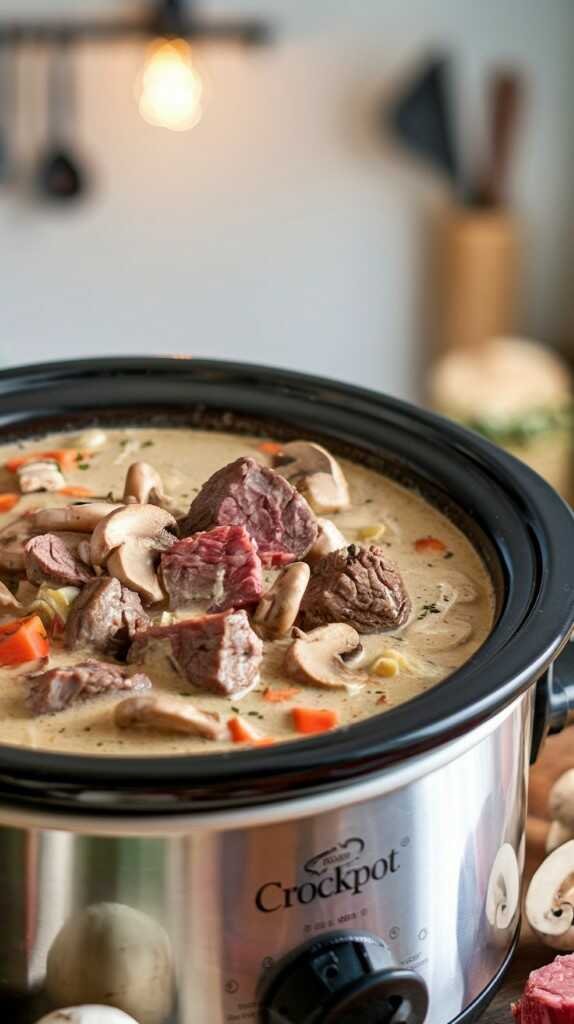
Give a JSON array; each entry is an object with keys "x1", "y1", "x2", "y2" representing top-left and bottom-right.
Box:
[
  {"x1": 254, "y1": 561, "x2": 310, "y2": 639},
  {"x1": 285, "y1": 623, "x2": 368, "y2": 692},
  {"x1": 543, "y1": 770, "x2": 574, "y2": 853},
  {"x1": 307, "y1": 517, "x2": 348, "y2": 562},
  {"x1": 115, "y1": 694, "x2": 226, "y2": 739},
  {"x1": 34, "y1": 1007, "x2": 139, "y2": 1024},
  {"x1": 525, "y1": 840, "x2": 574, "y2": 949},
  {"x1": 46, "y1": 901, "x2": 175, "y2": 1024},
  {"x1": 274, "y1": 441, "x2": 350, "y2": 515}
]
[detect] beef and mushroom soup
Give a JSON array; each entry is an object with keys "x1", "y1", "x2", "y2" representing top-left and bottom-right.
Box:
[{"x1": 0, "y1": 425, "x2": 495, "y2": 755}]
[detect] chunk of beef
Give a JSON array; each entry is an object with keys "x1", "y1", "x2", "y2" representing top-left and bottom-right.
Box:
[
  {"x1": 161, "y1": 525, "x2": 262, "y2": 612},
  {"x1": 64, "y1": 577, "x2": 150, "y2": 657},
  {"x1": 25, "y1": 533, "x2": 94, "y2": 587},
  {"x1": 26, "y1": 659, "x2": 152, "y2": 716},
  {"x1": 128, "y1": 609, "x2": 262, "y2": 696},
  {"x1": 298, "y1": 543, "x2": 411, "y2": 634},
  {"x1": 512, "y1": 953, "x2": 574, "y2": 1021},
  {"x1": 178, "y1": 457, "x2": 317, "y2": 567}
]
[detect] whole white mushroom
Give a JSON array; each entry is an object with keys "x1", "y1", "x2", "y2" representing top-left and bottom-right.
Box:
[
  {"x1": 46, "y1": 903, "x2": 174, "y2": 1024},
  {"x1": 34, "y1": 1008, "x2": 138, "y2": 1024},
  {"x1": 549, "y1": 770, "x2": 574, "y2": 829}
]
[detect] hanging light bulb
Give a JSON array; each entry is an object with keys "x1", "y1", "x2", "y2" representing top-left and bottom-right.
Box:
[{"x1": 138, "y1": 37, "x2": 204, "y2": 131}]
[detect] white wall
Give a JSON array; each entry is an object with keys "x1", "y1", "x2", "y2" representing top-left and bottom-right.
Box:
[{"x1": 1, "y1": 0, "x2": 573, "y2": 398}]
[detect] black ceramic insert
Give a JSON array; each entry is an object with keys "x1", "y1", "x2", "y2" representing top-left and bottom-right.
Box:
[{"x1": 0, "y1": 357, "x2": 571, "y2": 814}]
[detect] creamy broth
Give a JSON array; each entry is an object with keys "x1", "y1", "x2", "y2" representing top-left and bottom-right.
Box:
[{"x1": 0, "y1": 427, "x2": 495, "y2": 755}]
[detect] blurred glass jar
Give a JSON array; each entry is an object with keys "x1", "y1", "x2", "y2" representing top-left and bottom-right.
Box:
[{"x1": 429, "y1": 336, "x2": 573, "y2": 501}]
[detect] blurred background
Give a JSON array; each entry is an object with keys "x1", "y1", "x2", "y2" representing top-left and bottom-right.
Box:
[{"x1": 0, "y1": 0, "x2": 572, "y2": 491}]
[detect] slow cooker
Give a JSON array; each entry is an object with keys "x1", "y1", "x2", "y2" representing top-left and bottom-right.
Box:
[{"x1": 0, "y1": 358, "x2": 572, "y2": 1024}]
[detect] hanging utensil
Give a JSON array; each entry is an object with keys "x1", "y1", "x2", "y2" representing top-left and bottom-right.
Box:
[
  {"x1": 386, "y1": 54, "x2": 463, "y2": 198},
  {"x1": 37, "y1": 36, "x2": 87, "y2": 201},
  {"x1": 473, "y1": 69, "x2": 524, "y2": 207},
  {"x1": 0, "y1": 42, "x2": 16, "y2": 185}
]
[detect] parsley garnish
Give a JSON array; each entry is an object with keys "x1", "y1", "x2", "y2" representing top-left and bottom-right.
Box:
[
  {"x1": 78, "y1": 463, "x2": 90, "y2": 470},
  {"x1": 142, "y1": 440, "x2": 154, "y2": 448},
  {"x1": 417, "y1": 602, "x2": 441, "y2": 621}
]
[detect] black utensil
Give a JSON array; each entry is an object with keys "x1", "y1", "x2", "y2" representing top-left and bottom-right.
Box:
[
  {"x1": 37, "y1": 38, "x2": 87, "y2": 201},
  {"x1": 386, "y1": 54, "x2": 462, "y2": 196}
]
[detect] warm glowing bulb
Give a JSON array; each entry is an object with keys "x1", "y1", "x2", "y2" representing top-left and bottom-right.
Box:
[{"x1": 138, "y1": 38, "x2": 204, "y2": 131}]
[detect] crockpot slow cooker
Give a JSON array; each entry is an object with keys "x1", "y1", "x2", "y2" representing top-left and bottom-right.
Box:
[{"x1": 0, "y1": 358, "x2": 572, "y2": 1024}]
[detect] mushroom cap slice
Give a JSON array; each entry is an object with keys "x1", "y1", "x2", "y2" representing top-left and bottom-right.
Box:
[
  {"x1": 35, "y1": 1008, "x2": 139, "y2": 1024},
  {"x1": 550, "y1": 770, "x2": 574, "y2": 829},
  {"x1": 525, "y1": 840, "x2": 574, "y2": 949},
  {"x1": 285, "y1": 622, "x2": 368, "y2": 691},
  {"x1": 123, "y1": 462, "x2": 165, "y2": 505},
  {"x1": 485, "y1": 843, "x2": 520, "y2": 933},
  {"x1": 106, "y1": 538, "x2": 165, "y2": 605},
  {"x1": 275, "y1": 441, "x2": 350, "y2": 515},
  {"x1": 33, "y1": 502, "x2": 124, "y2": 533},
  {"x1": 90, "y1": 504, "x2": 177, "y2": 566},
  {"x1": 115, "y1": 694, "x2": 225, "y2": 740},
  {"x1": 307, "y1": 518, "x2": 348, "y2": 563},
  {"x1": 254, "y1": 561, "x2": 310, "y2": 639},
  {"x1": 547, "y1": 820, "x2": 574, "y2": 854}
]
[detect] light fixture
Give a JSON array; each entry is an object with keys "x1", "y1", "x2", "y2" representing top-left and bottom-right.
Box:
[{"x1": 138, "y1": 37, "x2": 205, "y2": 131}]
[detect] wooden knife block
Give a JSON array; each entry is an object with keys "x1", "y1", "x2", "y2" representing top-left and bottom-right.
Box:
[{"x1": 435, "y1": 207, "x2": 521, "y2": 354}]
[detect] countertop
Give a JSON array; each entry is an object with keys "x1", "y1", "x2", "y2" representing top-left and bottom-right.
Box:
[{"x1": 482, "y1": 729, "x2": 572, "y2": 1021}]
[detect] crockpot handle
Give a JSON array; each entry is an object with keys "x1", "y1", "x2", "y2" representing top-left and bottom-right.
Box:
[{"x1": 531, "y1": 638, "x2": 574, "y2": 763}]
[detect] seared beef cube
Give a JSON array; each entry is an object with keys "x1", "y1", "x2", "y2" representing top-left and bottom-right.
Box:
[
  {"x1": 161, "y1": 525, "x2": 262, "y2": 612},
  {"x1": 298, "y1": 544, "x2": 411, "y2": 634},
  {"x1": 25, "y1": 533, "x2": 94, "y2": 587},
  {"x1": 65, "y1": 577, "x2": 150, "y2": 657},
  {"x1": 27, "y1": 659, "x2": 152, "y2": 715},
  {"x1": 178, "y1": 457, "x2": 317, "y2": 567},
  {"x1": 128, "y1": 609, "x2": 262, "y2": 696}
]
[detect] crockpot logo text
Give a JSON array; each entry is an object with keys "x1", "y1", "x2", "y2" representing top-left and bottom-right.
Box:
[{"x1": 255, "y1": 837, "x2": 400, "y2": 913}]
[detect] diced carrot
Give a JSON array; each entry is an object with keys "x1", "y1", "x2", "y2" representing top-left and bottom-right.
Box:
[
  {"x1": 292, "y1": 706, "x2": 340, "y2": 735},
  {"x1": 414, "y1": 536, "x2": 446, "y2": 554},
  {"x1": 5, "y1": 449, "x2": 87, "y2": 473},
  {"x1": 58, "y1": 486, "x2": 95, "y2": 498},
  {"x1": 0, "y1": 615, "x2": 49, "y2": 666},
  {"x1": 228, "y1": 715, "x2": 266, "y2": 743},
  {"x1": 0, "y1": 493, "x2": 20, "y2": 513},
  {"x1": 257, "y1": 441, "x2": 283, "y2": 456},
  {"x1": 253, "y1": 738, "x2": 276, "y2": 747},
  {"x1": 263, "y1": 686, "x2": 301, "y2": 703}
]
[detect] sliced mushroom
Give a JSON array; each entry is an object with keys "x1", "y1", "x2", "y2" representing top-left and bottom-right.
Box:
[
  {"x1": 35, "y1": 1008, "x2": 139, "y2": 1024},
  {"x1": 0, "y1": 579, "x2": 22, "y2": 612},
  {"x1": 525, "y1": 840, "x2": 574, "y2": 949},
  {"x1": 123, "y1": 462, "x2": 165, "y2": 505},
  {"x1": 485, "y1": 844, "x2": 520, "y2": 933},
  {"x1": 90, "y1": 505, "x2": 176, "y2": 566},
  {"x1": 17, "y1": 460, "x2": 65, "y2": 494},
  {"x1": 413, "y1": 617, "x2": 473, "y2": 652},
  {"x1": 33, "y1": 502, "x2": 124, "y2": 534},
  {"x1": 549, "y1": 770, "x2": 574, "y2": 829},
  {"x1": 0, "y1": 514, "x2": 36, "y2": 572},
  {"x1": 254, "y1": 562, "x2": 310, "y2": 639},
  {"x1": 307, "y1": 518, "x2": 348, "y2": 563},
  {"x1": 107, "y1": 538, "x2": 165, "y2": 605},
  {"x1": 547, "y1": 820, "x2": 574, "y2": 854},
  {"x1": 285, "y1": 623, "x2": 368, "y2": 691},
  {"x1": 274, "y1": 441, "x2": 350, "y2": 515},
  {"x1": 115, "y1": 694, "x2": 225, "y2": 740}
]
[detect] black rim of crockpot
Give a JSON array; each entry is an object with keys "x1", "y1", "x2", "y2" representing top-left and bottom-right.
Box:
[{"x1": 0, "y1": 356, "x2": 571, "y2": 816}]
